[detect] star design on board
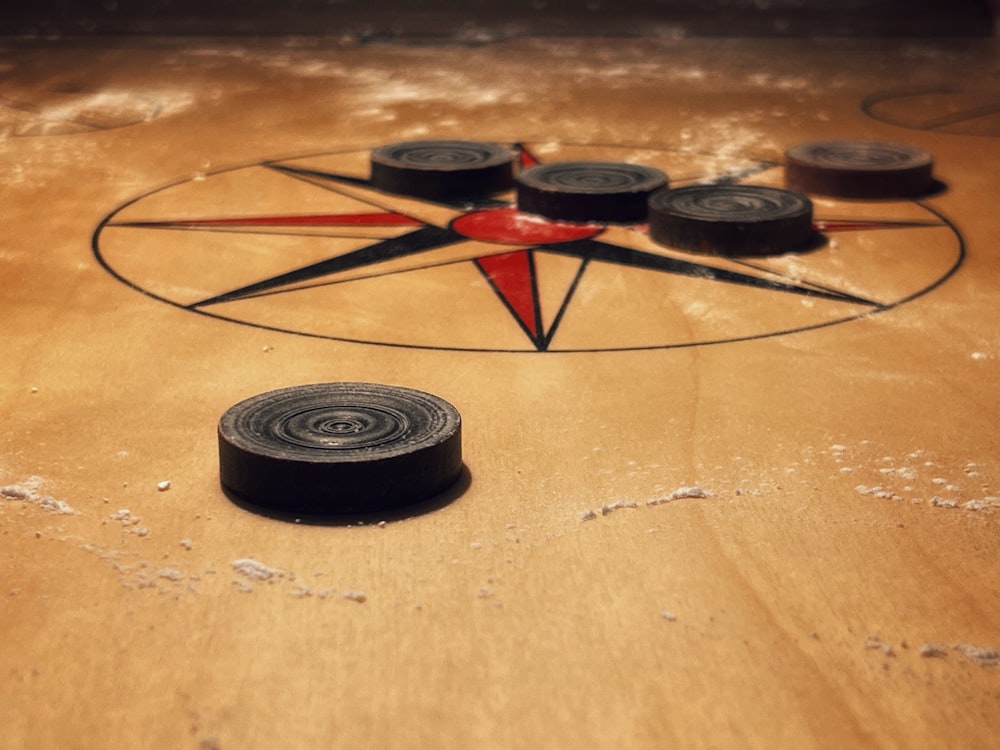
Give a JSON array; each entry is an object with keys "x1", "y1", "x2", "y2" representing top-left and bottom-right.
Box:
[{"x1": 110, "y1": 144, "x2": 944, "y2": 352}]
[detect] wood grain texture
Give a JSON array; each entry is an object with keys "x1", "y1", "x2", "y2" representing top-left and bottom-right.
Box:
[{"x1": 1, "y1": 35, "x2": 998, "y2": 750}]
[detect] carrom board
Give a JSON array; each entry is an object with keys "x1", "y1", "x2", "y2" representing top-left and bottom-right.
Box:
[{"x1": 2, "y1": 25, "x2": 1000, "y2": 750}]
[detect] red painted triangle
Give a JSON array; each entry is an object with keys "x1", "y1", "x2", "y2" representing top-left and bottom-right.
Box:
[
  {"x1": 517, "y1": 143, "x2": 542, "y2": 169},
  {"x1": 815, "y1": 218, "x2": 940, "y2": 232},
  {"x1": 476, "y1": 251, "x2": 540, "y2": 338}
]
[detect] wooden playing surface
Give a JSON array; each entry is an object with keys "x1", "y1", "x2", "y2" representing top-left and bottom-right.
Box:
[{"x1": 2, "y1": 32, "x2": 1000, "y2": 749}]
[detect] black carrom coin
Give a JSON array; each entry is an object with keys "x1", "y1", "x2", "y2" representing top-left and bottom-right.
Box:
[
  {"x1": 785, "y1": 140, "x2": 935, "y2": 199},
  {"x1": 370, "y1": 140, "x2": 515, "y2": 200},
  {"x1": 516, "y1": 161, "x2": 668, "y2": 223},
  {"x1": 218, "y1": 382, "x2": 463, "y2": 516},
  {"x1": 648, "y1": 184, "x2": 814, "y2": 256}
]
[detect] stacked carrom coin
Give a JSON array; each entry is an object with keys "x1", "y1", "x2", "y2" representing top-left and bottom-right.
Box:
[
  {"x1": 516, "y1": 161, "x2": 668, "y2": 223},
  {"x1": 218, "y1": 383, "x2": 463, "y2": 516},
  {"x1": 370, "y1": 140, "x2": 515, "y2": 200},
  {"x1": 785, "y1": 140, "x2": 935, "y2": 199},
  {"x1": 648, "y1": 184, "x2": 814, "y2": 256}
]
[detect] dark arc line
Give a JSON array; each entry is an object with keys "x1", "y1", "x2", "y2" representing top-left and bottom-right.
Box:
[
  {"x1": 0, "y1": 94, "x2": 108, "y2": 131},
  {"x1": 918, "y1": 100, "x2": 1000, "y2": 130}
]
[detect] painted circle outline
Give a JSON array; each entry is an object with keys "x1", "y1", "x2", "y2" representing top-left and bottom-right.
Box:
[
  {"x1": 862, "y1": 87, "x2": 1000, "y2": 138},
  {"x1": 92, "y1": 141, "x2": 965, "y2": 354},
  {"x1": 0, "y1": 89, "x2": 164, "y2": 137}
]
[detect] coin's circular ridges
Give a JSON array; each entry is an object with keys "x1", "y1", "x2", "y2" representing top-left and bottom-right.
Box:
[
  {"x1": 648, "y1": 184, "x2": 814, "y2": 256},
  {"x1": 218, "y1": 382, "x2": 463, "y2": 516},
  {"x1": 370, "y1": 140, "x2": 515, "y2": 200},
  {"x1": 785, "y1": 140, "x2": 935, "y2": 199},
  {"x1": 516, "y1": 161, "x2": 668, "y2": 223}
]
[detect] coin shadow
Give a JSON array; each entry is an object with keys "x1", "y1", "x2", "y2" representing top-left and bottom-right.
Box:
[
  {"x1": 821, "y1": 179, "x2": 949, "y2": 201},
  {"x1": 783, "y1": 229, "x2": 827, "y2": 257},
  {"x1": 919, "y1": 179, "x2": 949, "y2": 199},
  {"x1": 221, "y1": 465, "x2": 472, "y2": 527},
  {"x1": 700, "y1": 229, "x2": 828, "y2": 259}
]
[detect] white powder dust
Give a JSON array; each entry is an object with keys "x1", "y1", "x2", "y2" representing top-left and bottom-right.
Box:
[
  {"x1": 109, "y1": 508, "x2": 149, "y2": 536},
  {"x1": 601, "y1": 500, "x2": 638, "y2": 516},
  {"x1": 0, "y1": 484, "x2": 31, "y2": 500},
  {"x1": 54, "y1": 92, "x2": 147, "y2": 123},
  {"x1": 0, "y1": 89, "x2": 194, "y2": 138},
  {"x1": 854, "y1": 485, "x2": 899, "y2": 500},
  {"x1": 964, "y1": 498, "x2": 1000, "y2": 511},
  {"x1": 930, "y1": 496, "x2": 959, "y2": 509},
  {"x1": 824, "y1": 443, "x2": 998, "y2": 514},
  {"x1": 37, "y1": 496, "x2": 77, "y2": 515},
  {"x1": 1, "y1": 476, "x2": 77, "y2": 514},
  {"x1": 231, "y1": 558, "x2": 285, "y2": 581},
  {"x1": 743, "y1": 72, "x2": 812, "y2": 91},
  {"x1": 647, "y1": 487, "x2": 711, "y2": 506},
  {"x1": 347, "y1": 68, "x2": 515, "y2": 111},
  {"x1": 864, "y1": 636, "x2": 896, "y2": 657},
  {"x1": 953, "y1": 643, "x2": 1000, "y2": 667}
]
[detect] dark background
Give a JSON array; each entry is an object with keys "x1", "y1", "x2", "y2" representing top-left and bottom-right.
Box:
[{"x1": 0, "y1": 1, "x2": 995, "y2": 38}]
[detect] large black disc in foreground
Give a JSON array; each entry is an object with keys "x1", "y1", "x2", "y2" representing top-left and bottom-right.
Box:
[
  {"x1": 370, "y1": 140, "x2": 515, "y2": 200},
  {"x1": 516, "y1": 161, "x2": 668, "y2": 223},
  {"x1": 785, "y1": 140, "x2": 934, "y2": 199},
  {"x1": 219, "y1": 382, "x2": 463, "y2": 516},
  {"x1": 648, "y1": 184, "x2": 814, "y2": 256}
]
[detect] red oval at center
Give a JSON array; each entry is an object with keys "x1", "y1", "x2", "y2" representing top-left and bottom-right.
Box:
[{"x1": 451, "y1": 207, "x2": 602, "y2": 245}]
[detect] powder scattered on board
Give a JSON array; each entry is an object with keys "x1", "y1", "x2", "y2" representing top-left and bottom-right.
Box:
[
  {"x1": 231, "y1": 558, "x2": 285, "y2": 582},
  {"x1": 1, "y1": 476, "x2": 77, "y2": 515}
]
